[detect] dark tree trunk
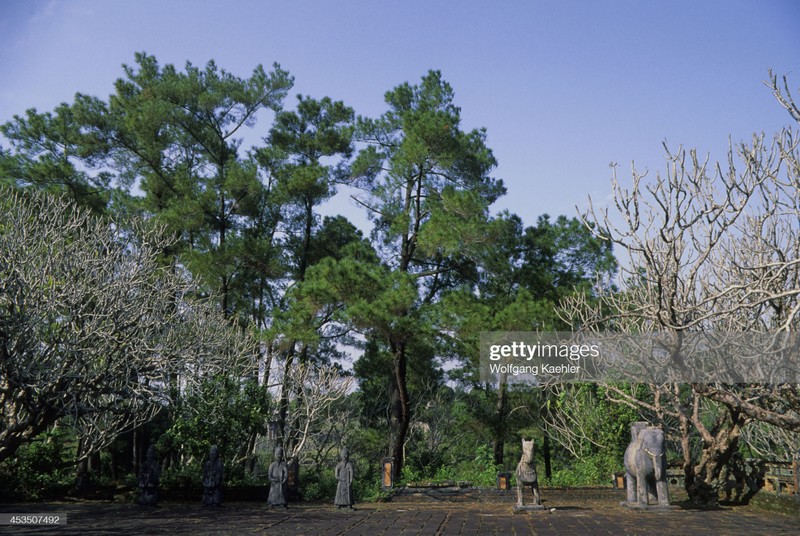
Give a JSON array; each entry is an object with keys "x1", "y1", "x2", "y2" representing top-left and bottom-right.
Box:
[
  {"x1": 542, "y1": 432, "x2": 552, "y2": 479},
  {"x1": 277, "y1": 346, "x2": 296, "y2": 448},
  {"x1": 683, "y1": 405, "x2": 747, "y2": 506},
  {"x1": 245, "y1": 431, "x2": 258, "y2": 475},
  {"x1": 493, "y1": 380, "x2": 508, "y2": 465},
  {"x1": 389, "y1": 341, "x2": 410, "y2": 481}
]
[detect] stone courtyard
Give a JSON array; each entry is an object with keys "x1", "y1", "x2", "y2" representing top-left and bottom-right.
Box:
[{"x1": 2, "y1": 488, "x2": 798, "y2": 535}]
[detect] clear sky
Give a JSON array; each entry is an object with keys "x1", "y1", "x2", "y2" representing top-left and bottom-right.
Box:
[{"x1": 1, "y1": 0, "x2": 798, "y2": 228}]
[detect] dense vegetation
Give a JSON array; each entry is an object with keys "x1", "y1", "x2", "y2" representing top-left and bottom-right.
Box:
[{"x1": 1, "y1": 55, "x2": 798, "y2": 506}]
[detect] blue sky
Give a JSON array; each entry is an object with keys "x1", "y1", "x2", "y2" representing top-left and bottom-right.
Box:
[{"x1": 1, "y1": 0, "x2": 798, "y2": 228}]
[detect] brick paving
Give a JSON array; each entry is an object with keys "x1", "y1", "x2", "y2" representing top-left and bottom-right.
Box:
[{"x1": 1, "y1": 489, "x2": 797, "y2": 535}]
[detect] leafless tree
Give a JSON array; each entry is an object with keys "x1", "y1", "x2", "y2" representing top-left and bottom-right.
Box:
[
  {"x1": 740, "y1": 420, "x2": 798, "y2": 460},
  {"x1": 0, "y1": 188, "x2": 257, "y2": 463},
  {"x1": 541, "y1": 385, "x2": 611, "y2": 459},
  {"x1": 561, "y1": 72, "x2": 800, "y2": 504},
  {"x1": 278, "y1": 361, "x2": 354, "y2": 463}
]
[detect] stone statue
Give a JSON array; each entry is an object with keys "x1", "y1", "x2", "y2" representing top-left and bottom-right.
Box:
[
  {"x1": 334, "y1": 447, "x2": 354, "y2": 509},
  {"x1": 268, "y1": 446, "x2": 289, "y2": 508},
  {"x1": 623, "y1": 422, "x2": 670, "y2": 507},
  {"x1": 202, "y1": 445, "x2": 224, "y2": 506},
  {"x1": 137, "y1": 445, "x2": 160, "y2": 506},
  {"x1": 515, "y1": 438, "x2": 541, "y2": 508}
]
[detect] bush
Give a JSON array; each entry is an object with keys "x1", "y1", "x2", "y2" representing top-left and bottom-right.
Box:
[
  {"x1": 159, "y1": 463, "x2": 202, "y2": 490},
  {"x1": 544, "y1": 453, "x2": 620, "y2": 487},
  {"x1": 296, "y1": 449, "x2": 394, "y2": 503},
  {"x1": 400, "y1": 444, "x2": 501, "y2": 487},
  {"x1": 749, "y1": 491, "x2": 800, "y2": 517},
  {"x1": 445, "y1": 444, "x2": 502, "y2": 487},
  {"x1": 354, "y1": 477, "x2": 391, "y2": 502},
  {"x1": 0, "y1": 428, "x2": 73, "y2": 500},
  {"x1": 299, "y1": 470, "x2": 337, "y2": 502}
]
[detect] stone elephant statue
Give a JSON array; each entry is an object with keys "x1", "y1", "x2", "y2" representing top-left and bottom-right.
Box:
[{"x1": 624, "y1": 422, "x2": 670, "y2": 506}]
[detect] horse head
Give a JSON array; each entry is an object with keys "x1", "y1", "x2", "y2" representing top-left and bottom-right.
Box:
[{"x1": 521, "y1": 438, "x2": 534, "y2": 464}]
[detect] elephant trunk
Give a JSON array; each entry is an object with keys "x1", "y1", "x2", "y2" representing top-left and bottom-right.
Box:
[{"x1": 653, "y1": 452, "x2": 664, "y2": 481}]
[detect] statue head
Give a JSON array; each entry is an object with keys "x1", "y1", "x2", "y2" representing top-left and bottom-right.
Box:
[
  {"x1": 340, "y1": 447, "x2": 349, "y2": 461},
  {"x1": 146, "y1": 445, "x2": 156, "y2": 461},
  {"x1": 274, "y1": 446, "x2": 284, "y2": 461},
  {"x1": 630, "y1": 421, "x2": 649, "y2": 442},
  {"x1": 521, "y1": 438, "x2": 534, "y2": 463},
  {"x1": 644, "y1": 427, "x2": 665, "y2": 452},
  {"x1": 209, "y1": 445, "x2": 219, "y2": 460}
]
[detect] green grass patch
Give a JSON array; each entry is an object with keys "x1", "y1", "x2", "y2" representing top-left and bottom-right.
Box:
[{"x1": 749, "y1": 491, "x2": 800, "y2": 517}]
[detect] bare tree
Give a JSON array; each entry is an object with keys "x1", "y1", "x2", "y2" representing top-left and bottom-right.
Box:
[
  {"x1": 562, "y1": 72, "x2": 800, "y2": 504},
  {"x1": 542, "y1": 384, "x2": 613, "y2": 459},
  {"x1": 279, "y1": 361, "x2": 354, "y2": 463},
  {"x1": 740, "y1": 420, "x2": 799, "y2": 460},
  {"x1": 0, "y1": 187, "x2": 257, "y2": 463}
]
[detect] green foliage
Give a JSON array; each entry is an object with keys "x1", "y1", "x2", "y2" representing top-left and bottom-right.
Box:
[
  {"x1": 299, "y1": 469, "x2": 337, "y2": 502},
  {"x1": 518, "y1": 214, "x2": 617, "y2": 302},
  {"x1": 749, "y1": 491, "x2": 800, "y2": 518},
  {"x1": 348, "y1": 70, "x2": 508, "y2": 478},
  {"x1": 443, "y1": 444, "x2": 504, "y2": 487},
  {"x1": 0, "y1": 428, "x2": 73, "y2": 500},
  {"x1": 344, "y1": 423, "x2": 391, "y2": 468},
  {"x1": 158, "y1": 462, "x2": 203, "y2": 490},
  {"x1": 298, "y1": 445, "x2": 390, "y2": 503},
  {"x1": 0, "y1": 97, "x2": 112, "y2": 214},
  {"x1": 401, "y1": 444, "x2": 503, "y2": 488},
  {"x1": 548, "y1": 383, "x2": 641, "y2": 459},
  {"x1": 545, "y1": 453, "x2": 621, "y2": 487},
  {"x1": 0, "y1": 53, "x2": 633, "y2": 493},
  {"x1": 109, "y1": 52, "x2": 294, "y2": 312},
  {"x1": 160, "y1": 377, "x2": 271, "y2": 479},
  {"x1": 0, "y1": 186, "x2": 257, "y2": 463},
  {"x1": 353, "y1": 478, "x2": 392, "y2": 502}
]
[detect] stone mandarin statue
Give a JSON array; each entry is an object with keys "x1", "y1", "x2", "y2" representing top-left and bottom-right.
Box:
[
  {"x1": 268, "y1": 446, "x2": 289, "y2": 508},
  {"x1": 334, "y1": 447, "x2": 354, "y2": 509},
  {"x1": 137, "y1": 445, "x2": 160, "y2": 506},
  {"x1": 202, "y1": 445, "x2": 224, "y2": 506}
]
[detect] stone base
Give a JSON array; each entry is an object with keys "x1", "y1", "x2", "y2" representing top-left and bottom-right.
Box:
[
  {"x1": 620, "y1": 501, "x2": 679, "y2": 511},
  {"x1": 514, "y1": 504, "x2": 546, "y2": 511}
]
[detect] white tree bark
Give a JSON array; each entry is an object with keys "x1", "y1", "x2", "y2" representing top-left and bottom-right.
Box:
[{"x1": 0, "y1": 188, "x2": 257, "y2": 462}]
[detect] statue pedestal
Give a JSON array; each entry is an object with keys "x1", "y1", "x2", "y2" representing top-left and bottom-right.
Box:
[
  {"x1": 514, "y1": 504, "x2": 546, "y2": 511},
  {"x1": 620, "y1": 501, "x2": 679, "y2": 511}
]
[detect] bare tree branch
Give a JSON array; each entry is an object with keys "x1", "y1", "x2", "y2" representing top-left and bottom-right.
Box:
[{"x1": 0, "y1": 187, "x2": 258, "y2": 462}]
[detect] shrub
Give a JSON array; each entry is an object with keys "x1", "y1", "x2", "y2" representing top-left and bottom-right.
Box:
[
  {"x1": 544, "y1": 453, "x2": 620, "y2": 487},
  {"x1": 0, "y1": 428, "x2": 73, "y2": 500},
  {"x1": 298, "y1": 469, "x2": 336, "y2": 502}
]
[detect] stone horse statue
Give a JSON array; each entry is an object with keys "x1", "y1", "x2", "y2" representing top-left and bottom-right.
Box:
[
  {"x1": 516, "y1": 438, "x2": 541, "y2": 507},
  {"x1": 624, "y1": 422, "x2": 670, "y2": 506}
]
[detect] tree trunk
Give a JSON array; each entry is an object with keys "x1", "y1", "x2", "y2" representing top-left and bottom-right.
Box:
[
  {"x1": 288, "y1": 345, "x2": 309, "y2": 456},
  {"x1": 277, "y1": 346, "x2": 296, "y2": 448},
  {"x1": 492, "y1": 380, "x2": 508, "y2": 465},
  {"x1": 389, "y1": 341, "x2": 410, "y2": 481},
  {"x1": 542, "y1": 432, "x2": 552, "y2": 480},
  {"x1": 679, "y1": 409, "x2": 694, "y2": 497},
  {"x1": 75, "y1": 438, "x2": 90, "y2": 492},
  {"x1": 245, "y1": 431, "x2": 258, "y2": 475},
  {"x1": 684, "y1": 406, "x2": 746, "y2": 506}
]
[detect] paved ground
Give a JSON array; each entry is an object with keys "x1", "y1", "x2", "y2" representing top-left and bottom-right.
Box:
[{"x1": 1, "y1": 489, "x2": 797, "y2": 535}]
